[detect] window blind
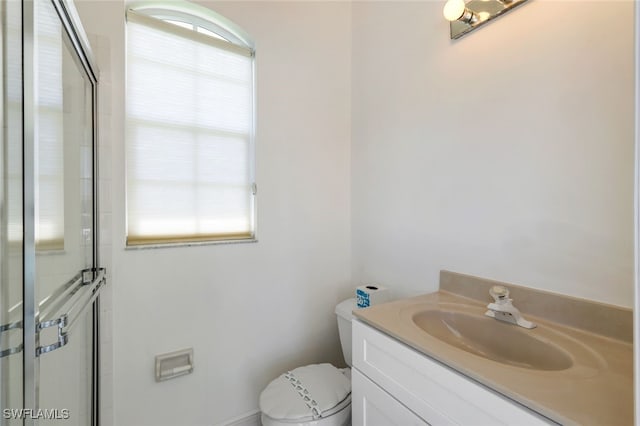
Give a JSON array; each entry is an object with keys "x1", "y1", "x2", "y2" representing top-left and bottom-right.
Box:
[{"x1": 126, "y1": 11, "x2": 255, "y2": 246}]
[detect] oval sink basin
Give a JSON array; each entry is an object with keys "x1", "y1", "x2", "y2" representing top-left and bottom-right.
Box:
[{"x1": 412, "y1": 309, "x2": 573, "y2": 371}]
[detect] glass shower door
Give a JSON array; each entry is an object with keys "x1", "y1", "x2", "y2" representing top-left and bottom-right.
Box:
[
  {"x1": 32, "y1": 1, "x2": 97, "y2": 424},
  {"x1": 0, "y1": 0, "x2": 102, "y2": 425}
]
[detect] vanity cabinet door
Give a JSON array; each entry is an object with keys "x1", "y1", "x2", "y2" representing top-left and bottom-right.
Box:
[
  {"x1": 353, "y1": 320, "x2": 555, "y2": 426},
  {"x1": 352, "y1": 368, "x2": 428, "y2": 426}
]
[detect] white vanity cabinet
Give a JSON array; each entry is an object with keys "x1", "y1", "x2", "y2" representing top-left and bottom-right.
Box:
[
  {"x1": 352, "y1": 368, "x2": 427, "y2": 425},
  {"x1": 352, "y1": 320, "x2": 555, "y2": 426}
]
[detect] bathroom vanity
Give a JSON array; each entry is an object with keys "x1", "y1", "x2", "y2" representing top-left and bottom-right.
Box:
[
  {"x1": 352, "y1": 320, "x2": 552, "y2": 425},
  {"x1": 351, "y1": 271, "x2": 633, "y2": 425}
]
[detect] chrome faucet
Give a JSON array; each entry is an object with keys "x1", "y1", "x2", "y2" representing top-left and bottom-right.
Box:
[{"x1": 484, "y1": 285, "x2": 536, "y2": 329}]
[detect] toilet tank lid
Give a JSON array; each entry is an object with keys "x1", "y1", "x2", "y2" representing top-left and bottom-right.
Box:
[{"x1": 335, "y1": 298, "x2": 357, "y2": 320}]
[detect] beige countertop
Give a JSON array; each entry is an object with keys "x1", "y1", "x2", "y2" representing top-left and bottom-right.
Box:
[{"x1": 353, "y1": 289, "x2": 633, "y2": 425}]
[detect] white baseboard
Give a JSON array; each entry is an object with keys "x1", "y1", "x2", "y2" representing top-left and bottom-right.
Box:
[{"x1": 215, "y1": 409, "x2": 261, "y2": 426}]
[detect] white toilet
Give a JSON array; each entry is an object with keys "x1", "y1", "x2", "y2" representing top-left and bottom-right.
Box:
[{"x1": 259, "y1": 298, "x2": 357, "y2": 426}]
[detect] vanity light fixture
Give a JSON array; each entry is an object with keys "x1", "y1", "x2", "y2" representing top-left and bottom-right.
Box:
[{"x1": 443, "y1": 0, "x2": 528, "y2": 40}]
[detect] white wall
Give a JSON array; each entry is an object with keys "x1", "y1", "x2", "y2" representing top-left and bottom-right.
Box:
[
  {"x1": 351, "y1": 1, "x2": 635, "y2": 307},
  {"x1": 76, "y1": 1, "x2": 352, "y2": 425}
]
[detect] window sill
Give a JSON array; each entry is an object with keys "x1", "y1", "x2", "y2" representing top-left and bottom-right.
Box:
[{"x1": 124, "y1": 237, "x2": 258, "y2": 250}]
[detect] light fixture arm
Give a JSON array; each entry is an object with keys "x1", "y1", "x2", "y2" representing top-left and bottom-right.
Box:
[{"x1": 458, "y1": 8, "x2": 479, "y2": 25}]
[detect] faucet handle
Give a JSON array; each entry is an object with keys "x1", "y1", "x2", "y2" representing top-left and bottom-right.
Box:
[{"x1": 489, "y1": 285, "x2": 509, "y2": 302}]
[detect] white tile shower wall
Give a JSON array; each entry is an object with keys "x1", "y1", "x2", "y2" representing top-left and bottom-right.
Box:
[
  {"x1": 351, "y1": 1, "x2": 635, "y2": 307},
  {"x1": 76, "y1": 1, "x2": 352, "y2": 425}
]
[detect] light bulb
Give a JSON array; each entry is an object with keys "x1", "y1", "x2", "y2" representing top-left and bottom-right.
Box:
[{"x1": 443, "y1": 0, "x2": 466, "y2": 22}]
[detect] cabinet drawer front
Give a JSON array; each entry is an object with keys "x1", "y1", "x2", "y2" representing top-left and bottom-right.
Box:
[
  {"x1": 353, "y1": 320, "x2": 553, "y2": 426},
  {"x1": 353, "y1": 368, "x2": 428, "y2": 426}
]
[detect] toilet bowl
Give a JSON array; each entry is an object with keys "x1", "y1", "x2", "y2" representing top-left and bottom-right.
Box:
[{"x1": 259, "y1": 299, "x2": 357, "y2": 426}]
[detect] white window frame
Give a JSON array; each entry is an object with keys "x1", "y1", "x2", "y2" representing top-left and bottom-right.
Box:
[{"x1": 125, "y1": 2, "x2": 257, "y2": 248}]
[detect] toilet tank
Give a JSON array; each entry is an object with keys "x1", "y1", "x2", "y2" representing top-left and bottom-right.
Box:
[{"x1": 335, "y1": 298, "x2": 357, "y2": 367}]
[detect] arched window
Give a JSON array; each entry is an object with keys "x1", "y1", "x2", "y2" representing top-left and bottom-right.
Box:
[{"x1": 125, "y1": 2, "x2": 255, "y2": 246}]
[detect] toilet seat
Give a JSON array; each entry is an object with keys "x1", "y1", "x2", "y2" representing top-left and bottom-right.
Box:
[{"x1": 259, "y1": 364, "x2": 351, "y2": 426}]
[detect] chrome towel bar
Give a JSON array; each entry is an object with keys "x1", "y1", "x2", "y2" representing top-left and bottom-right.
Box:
[
  {"x1": 36, "y1": 267, "x2": 106, "y2": 357},
  {"x1": 0, "y1": 267, "x2": 107, "y2": 358}
]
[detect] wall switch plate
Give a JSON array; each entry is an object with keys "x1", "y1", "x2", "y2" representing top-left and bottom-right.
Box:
[{"x1": 155, "y1": 348, "x2": 194, "y2": 382}]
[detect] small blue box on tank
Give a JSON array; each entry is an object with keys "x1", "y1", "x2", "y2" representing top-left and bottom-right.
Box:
[
  {"x1": 356, "y1": 284, "x2": 391, "y2": 308},
  {"x1": 356, "y1": 287, "x2": 371, "y2": 308}
]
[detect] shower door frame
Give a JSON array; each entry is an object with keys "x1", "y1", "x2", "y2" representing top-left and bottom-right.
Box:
[{"x1": 22, "y1": 0, "x2": 100, "y2": 425}]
